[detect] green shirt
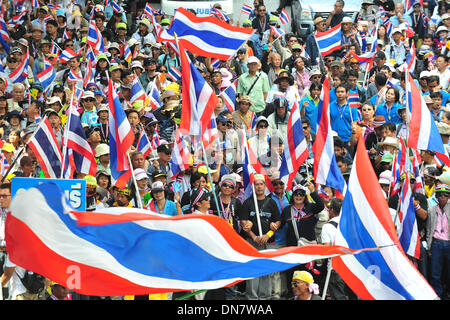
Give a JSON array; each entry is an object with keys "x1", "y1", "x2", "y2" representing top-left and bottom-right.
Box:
[{"x1": 237, "y1": 71, "x2": 270, "y2": 114}]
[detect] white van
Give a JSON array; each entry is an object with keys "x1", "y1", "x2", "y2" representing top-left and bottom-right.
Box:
[{"x1": 161, "y1": 0, "x2": 234, "y2": 18}]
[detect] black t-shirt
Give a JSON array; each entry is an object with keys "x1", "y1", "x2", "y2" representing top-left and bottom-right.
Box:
[
  {"x1": 209, "y1": 196, "x2": 242, "y2": 234},
  {"x1": 239, "y1": 196, "x2": 282, "y2": 241},
  {"x1": 330, "y1": 12, "x2": 346, "y2": 28},
  {"x1": 373, "y1": 0, "x2": 395, "y2": 12}
]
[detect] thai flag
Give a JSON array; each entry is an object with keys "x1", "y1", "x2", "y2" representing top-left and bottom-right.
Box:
[
  {"x1": 391, "y1": 139, "x2": 407, "y2": 196},
  {"x1": 348, "y1": 49, "x2": 376, "y2": 66},
  {"x1": 27, "y1": 118, "x2": 63, "y2": 178},
  {"x1": 411, "y1": 149, "x2": 425, "y2": 195},
  {"x1": 249, "y1": 109, "x2": 258, "y2": 131},
  {"x1": 406, "y1": 73, "x2": 450, "y2": 166},
  {"x1": 144, "y1": 3, "x2": 154, "y2": 17},
  {"x1": 0, "y1": 154, "x2": 9, "y2": 176},
  {"x1": 108, "y1": 78, "x2": 135, "y2": 189},
  {"x1": 360, "y1": 32, "x2": 367, "y2": 53},
  {"x1": 211, "y1": 58, "x2": 221, "y2": 69},
  {"x1": 210, "y1": 7, "x2": 230, "y2": 23},
  {"x1": 130, "y1": 77, "x2": 146, "y2": 105},
  {"x1": 167, "y1": 66, "x2": 182, "y2": 82},
  {"x1": 50, "y1": 42, "x2": 60, "y2": 56},
  {"x1": 67, "y1": 68, "x2": 82, "y2": 82},
  {"x1": 331, "y1": 135, "x2": 437, "y2": 300},
  {"x1": 35, "y1": 115, "x2": 41, "y2": 124},
  {"x1": 270, "y1": 25, "x2": 286, "y2": 39},
  {"x1": 157, "y1": 8, "x2": 254, "y2": 61},
  {"x1": 59, "y1": 48, "x2": 80, "y2": 63},
  {"x1": 219, "y1": 80, "x2": 237, "y2": 112},
  {"x1": 148, "y1": 79, "x2": 162, "y2": 110},
  {"x1": 83, "y1": 56, "x2": 94, "y2": 89},
  {"x1": 312, "y1": 77, "x2": 347, "y2": 195},
  {"x1": 6, "y1": 182, "x2": 375, "y2": 296},
  {"x1": 348, "y1": 91, "x2": 360, "y2": 109},
  {"x1": 47, "y1": 3, "x2": 62, "y2": 10},
  {"x1": 315, "y1": 23, "x2": 342, "y2": 56},
  {"x1": 63, "y1": 28, "x2": 71, "y2": 41},
  {"x1": 151, "y1": 127, "x2": 160, "y2": 149},
  {"x1": 11, "y1": 10, "x2": 27, "y2": 25},
  {"x1": 279, "y1": 101, "x2": 309, "y2": 190},
  {"x1": 36, "y1": 57, "x2": 56, "y2": 93},
  {"x1": 179, "y1": 40, "x2": 217, "y2": 137},
  {"x1": 111, "y1": 0, "x2": 122, "y2": 14},
  {"x1": 170, "y1": 127, "x2": 191, "y2": 180},
  {"x1": 62, "y1": 110, "x2": 97, "y2": 178},
  {"x1": 405, "y1": 42, "x2": 416, "y2": 74},
  {"x1": 123, "y1": 42, "x2": 132, "y2": 63},
  {"x1": 87, "y1": 20, "x2": 105, "y2": 55},
  {"x1": 397, "y1": 171, "x2": 421, "y2": 260},
  {"x1": 0, "y1": 17, "x2": 11, "y2": 42},
  {"x1": 241, "y1": 129, "x2": 257, "y2": 198},
  {"x1": 8, "y1": 50, "x2": 29, "y2": 83},
  {"x1": 202, "y1": 115, "x2": 220, "y2": 148},
  {"x1": 241, "y1": 4, "x2": 253, "y2": 15},
  {"x1": 137, "y1": 128, "x2": 152, "y2": 159},
  {"x1": 279, "y1": 9, "x2": 290, "y2": 25}
]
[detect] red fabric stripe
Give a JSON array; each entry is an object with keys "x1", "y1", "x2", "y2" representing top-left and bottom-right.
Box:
[{"x1": 331, "y1": 257, "x2": 374, "y2": 300}]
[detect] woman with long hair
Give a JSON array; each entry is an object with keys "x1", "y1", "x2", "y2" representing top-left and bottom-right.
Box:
[{"x1": 375, "y1": 87, "x2": 403, "y2": 125}]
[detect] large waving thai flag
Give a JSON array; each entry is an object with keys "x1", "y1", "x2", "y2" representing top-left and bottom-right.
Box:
[
  {"x1": 108, "y1": 78, "x2": 135, "y2": 189},
  {"x1": 279, "y1": 101, "x2": 309, "y2": 190},
  {"x1": 130, "y1": 77, "x2": 146, "y2": 105},
  {"x1": 397, "y1": 171, "x2": 421, "y2": 259},
  {"x1": 36, "y1": 57, "x2": 56, "y2": 93},
  {"x1": 179, "y1": 40, "x2": 217, "y2": 137},
  {"x1": 406, "y1": 73, "x2": 450, "y2": 166},
  {"x1": 312, "y1": 77, "x2": 347, "y2": 195},
  {"x1": 63, "y1": 109, "x2": 98, "y2": 178},
  {"x1": 219, "y1": 80, "x2": 237, "y2": 112},
  {"x1": 87, "y1": 20, "x2": 105, "y2": 55},
  {"x1": 331, "y1": 135, "x2": 437, "y2": 300},
  {"x1": 27, "y1": 118, "x2": 63, "y2": 178},
  {"x1": 8, "y1": 50, "x2": 29, "y2": 83},
  {"x1": 5, "y1": 182, "x2": 380, "y2": 296},
  {"x1": 137, "y1": 128, "x2": 152, "y2": 159},
  {"x1": 157, "y1": 7, "x2": 254, "y2": 60},
  {"x1": 315, "y1": 23, "x2": 342, "y2": 56}
]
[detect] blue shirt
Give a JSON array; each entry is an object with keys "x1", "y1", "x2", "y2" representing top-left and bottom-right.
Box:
[
  {"x1": 330, "y1": 100, "x2": 360, "y2": 142},
  {"x1": 375, "y1": 102, "x2": 402, "y2": 125},
  {"x1": 423, "y1": 90, "x2": 450, "y2": 106},
  {"x1": 270, "y1": 193, "x2": 289, "y2": 245},
  {"x1": 154, "y1": 200, "x2": 178, "y2": 216},
  {"x1": 300, "y1": 96, "x2": 320, "y2": 134}
]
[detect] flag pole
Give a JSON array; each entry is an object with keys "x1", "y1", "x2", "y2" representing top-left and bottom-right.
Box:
[
  {"x1": 127, "y1": 152, "x2": 143, "y2": 209},
  {"x1": 60, "y1": 90, "x2": 75, "y2": 179},
  {"x1": 321, "y1": 261, "x2": 333, "y2": 300},
  {"x1": 251, "y1": 181, "x2": 263, "y2": 237}
]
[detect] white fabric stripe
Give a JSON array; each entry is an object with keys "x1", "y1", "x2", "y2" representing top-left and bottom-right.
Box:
[
  {"x1": 67, "y1": 132, "x2": 93, "y2": 155},
  {"x1": 178, "y1": 35, "x2": 237, "y2": 56},
  {"x1": 29, "y1": 139, "x2": 57, "y2": 178},
  {"x1": 417, "y1": 95, "x2": 431, "y2": 150},
  {"x1": 338, "y1": 162, "x2": 437, "y2": 299},
  {"x1": 175, "y1": 11, "x2": 253, "y2": 41},
  {"x1": 41, "y1": 123, "x2": 62, "y2": 162}
]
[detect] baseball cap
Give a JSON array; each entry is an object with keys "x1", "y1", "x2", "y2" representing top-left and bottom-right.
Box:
[
  {"x1": 151, "y1": 181, "x2": 165, "y2": 192},
  {"x1": 247, "y1": 56, "x2": 260, "y2": 64},
  {"x1": 134, "y1": 168, "x2": 148, "y2": 181}
]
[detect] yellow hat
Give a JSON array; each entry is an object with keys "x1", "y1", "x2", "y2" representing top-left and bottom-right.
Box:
[
  {"x1": 198, "y1": 165, "x2": 216, "y2": 174},
  {"x1": 292, "y1": 270, "x2": 314, "y2": 283},
  {"x1": 2, "y1": 143, "x2": 15, "y2": 153}
]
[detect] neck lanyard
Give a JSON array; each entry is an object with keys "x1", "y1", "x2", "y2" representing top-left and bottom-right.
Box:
[
  {"x1": 291, "y1": 206, "x2": 306, "y2": 220},
  {"x1": 220, "y1": 196, "x2": 233, "y2": 227},
  {"x1": 240, "y1": 112, "x2": 250, "y2": 128},
  {"x1": 155, "y1": 200, "x2": 167, "y2": 216},
  {"x1": 336, "y1": 102, "x2": 348, "y2": 119}
]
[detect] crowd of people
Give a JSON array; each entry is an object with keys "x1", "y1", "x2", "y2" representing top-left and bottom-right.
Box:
[{"x1": 0, "y1": 0, "x2": 449, "y2": 301}]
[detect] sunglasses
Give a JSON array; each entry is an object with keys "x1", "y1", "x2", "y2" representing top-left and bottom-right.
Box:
[
  {"x1": 273, "y1": 181, "x2": 285, "y2": 186},
  {"x1": 293, "y1": 191, "x2": 306, "y2": 197},
  {"x1": 222, "y1": 183, "x2": 234, "y2": 189},
  {"x1": 84, "y1": 98, "x2": 95, "y2": 102},
  {"x1": 258, "y1": 124, "x2": 268, "y2": 129},
  {"x1": 436, "y1": 192, "x2": 449, "y2": 198},
  {"x1": 7, "y1": 58, "x2": 17, "y2": 63}
]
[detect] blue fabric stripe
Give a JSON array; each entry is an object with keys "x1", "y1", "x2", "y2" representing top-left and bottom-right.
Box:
[
  {"x1": 169, "y1": 20, "x2": 247, "y2": 50},
  {"x1": 33, "y1": 129, "x2": 62, "y2": 176},
  {"x1": 340, "y1": 191, "x2": 414, "y2": 299},
  {"x1": 38, "y1": 183, "x2": 296, "y2": 282},
  {"x1": 399, "y1": 197, "x2": 416, "y2": 253}
]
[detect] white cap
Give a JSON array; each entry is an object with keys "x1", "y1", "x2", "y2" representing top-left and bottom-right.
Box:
[
  {"x1": 134, "y1": 168, "x2": 148, "y2": 181},
  {"x1": 437, "y1": 26, "x2": 448, "y2": 34},
  {"x1": 151, "y1": 181, "x2": 165, "y2": 191},
  {"x1": 247, "y1": 56, "x2": 260, "y2": 64},
  {"x1": 392, "y1": 27, "x2": 402, "y2": 34},
  {"x1": 342, "y1": 16, "x2": 353, "y2": 23},
  {"x1": 420, "y1": 70, "x2": 430, "y2": 78},
  {"x1": 95, "y1": 144, "x2": 110, "y2": 157},
  {"x1": 385, "y1": 62, "x2": 396, "y2": 73}
]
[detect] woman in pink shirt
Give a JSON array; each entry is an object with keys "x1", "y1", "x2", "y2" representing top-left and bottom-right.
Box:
[{"x1": 293, "y1": 57, "x2": 311, "y2": 98}]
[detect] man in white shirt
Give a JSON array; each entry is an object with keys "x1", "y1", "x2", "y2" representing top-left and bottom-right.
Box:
[{"x1": 434, "y1": 55, "x2": 450, "y2": 91}]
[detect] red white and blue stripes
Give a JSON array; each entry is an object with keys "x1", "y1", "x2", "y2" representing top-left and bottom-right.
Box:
[
  {"x1": 157, "y1": 8, "x2": 254, "y2": 60},
  {"x1": 279, "y1": 101, "x2": 308, "y2": 190},
  {"x1": 87, "y1": 20, "x2": 105, "y2": 55},
  {"x1": 315, "y1": 23, "x2": 342, "y2": 57},
  {"x1": 5, "y1": 182, "x2": 379, "y2": 296},
  {"x1": 331, "y1": 136, "x2": 437, "y2": 300},
  {"x1": 36, "y1": 57, "x2": 56, "y2": 93}
]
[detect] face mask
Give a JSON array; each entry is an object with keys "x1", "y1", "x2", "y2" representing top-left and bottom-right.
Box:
[{"x1": 144, "y1": 47, "x2": 151, "y2": 54}]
